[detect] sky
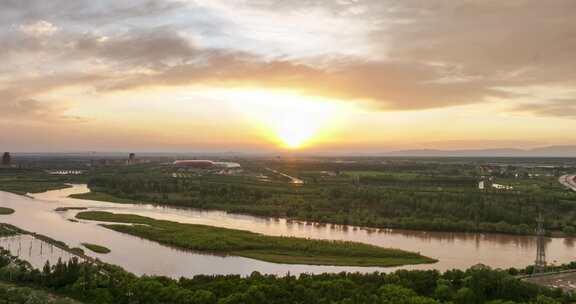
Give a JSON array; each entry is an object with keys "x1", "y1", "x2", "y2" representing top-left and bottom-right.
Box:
[{"x1": 1, "y1": 0, "x2": 575, "y2": 153}]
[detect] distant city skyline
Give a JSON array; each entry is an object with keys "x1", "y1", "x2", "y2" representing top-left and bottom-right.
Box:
[{"x1": 1, "y1": 1, "x2": 575, "y2": 152}]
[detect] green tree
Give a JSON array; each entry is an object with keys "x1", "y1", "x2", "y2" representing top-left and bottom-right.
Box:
[{"x1": 454, "y1": 287, "x2": 476, "y2": 304}]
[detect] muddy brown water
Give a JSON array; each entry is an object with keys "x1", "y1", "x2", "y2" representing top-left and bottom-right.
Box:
[{"x1": 0, "y1": 185, "x2": 574, "y2": 277}]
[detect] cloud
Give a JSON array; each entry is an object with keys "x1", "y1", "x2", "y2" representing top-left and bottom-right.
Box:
[
  {"x1": 0, "y1": 73, "x2": 104, "y2": 122},
  {"x1": 513, "y1": 99, "x2": 576, "y2": 118},
  {"x1": 1, "y1": 99, "x2": 61, "y2": 120},
  {"x1": 0, "y1": 0, "x2": 184, "y2": 26},
  {"x1": 18, "y1": 20, "x2": 58, "y2": 37},
  {"x1": 0, "y1": 95, "x2": 90, "y2": 123},
  {"x1": 381, "y1": 0, "x2": 576, "y2": 82},
  {"x1": 0, "y1": 0, "x2": 575, "y2": 116},
  {"x1": 74, "y1": 28, "x2": 198, "y2": 68},
  {"x1": 103, "y1": 55, "x2": 509, "y2": 110},
  {"x1": 218, "y1": 0, "x2": 576, "y2": 113}
]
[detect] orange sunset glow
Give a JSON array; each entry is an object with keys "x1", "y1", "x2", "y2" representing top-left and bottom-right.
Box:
[
  {"x1": 1, "y1": 1, "x2": 575, "y2": 154},
  {"x1": 4, "y1": 2, "x2": 576, "y2": 301}
]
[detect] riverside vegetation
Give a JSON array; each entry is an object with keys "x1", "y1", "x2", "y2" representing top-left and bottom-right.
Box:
[
  {"x1": 0, "y1": 248, "x2": 572, "y2": 304},
  {"x1": 73, "y1": 158, "x2": 576, "y2": 236},
  {"x1": 3, "y1": 158, "x2": 576, "y2": 237},
  {"x1": 0, "y1": 168, "x2": 82, "y2": 195},
  {"x1": 75, "y1": 211, "x2": 435, "y2": 267}
]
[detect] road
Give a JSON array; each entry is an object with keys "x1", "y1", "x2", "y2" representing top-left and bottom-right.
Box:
[
  {"x1": 559, "y1": 175, "x2": 576, "y2": 191},
  {"x1": 523, "y1": 270, "x2": 576, "y2": 292},
  {"x1": 265, "y1": 168, "x2": 304, "y2": 184}
]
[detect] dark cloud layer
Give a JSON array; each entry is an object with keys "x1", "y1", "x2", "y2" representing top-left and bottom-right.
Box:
[
  {"x1": 0, "y1": 0, "x2": 575, "y2": 117},
  {"x1": 74, "y1": 28, "x2": 197, "y2": 68},
  {"x1": 0, "y1": 0, "x2": 182, "y2": 25}
]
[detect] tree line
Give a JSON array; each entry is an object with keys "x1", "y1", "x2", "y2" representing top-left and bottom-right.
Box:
[
  {"x1": 0, "y1": 249, "x2": 571, "y2": 304},
  {"x1": 85, "y1": 175, "x2": 576, "y2": 235}
]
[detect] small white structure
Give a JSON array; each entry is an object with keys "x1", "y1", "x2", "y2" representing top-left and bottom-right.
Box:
[
  {"x1": 492, "y1": 183, "x2": 514, "y2": 190},
  {"x1": 47, "y1": 170, "x2": 84, "y2": 175},
  {"x1": 478, "y1": 181, "x2": 485, "y2": 190},
  {"x1": 213, "y1": 162, "x2": 241, "y2": 168}
]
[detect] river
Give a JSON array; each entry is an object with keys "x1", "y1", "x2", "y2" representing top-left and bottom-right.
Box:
[{"x1": 0, "y1": 184, "x2": 574, "y2": 278}]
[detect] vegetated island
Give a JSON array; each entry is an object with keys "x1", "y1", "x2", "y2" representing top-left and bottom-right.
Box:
[
  {"x1": 75, "y1": 211, "x2": 436, "y2": 267},
  {"x1": 54, "y1": 207, "x2": 88, "y2": 212},
  {"x1": 82, "y1": 242, "x2": 111, "y2": 254},
  {"x1": 0, "y1": 207, "x2": 15, "y2": 215}
]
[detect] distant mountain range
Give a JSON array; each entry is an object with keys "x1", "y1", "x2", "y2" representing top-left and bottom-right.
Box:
[
  {"x1": 11, "y1": 145, "x2": 576, "y2": 158},
  {"x1": 384, "y1": 146, "x2": 576, "y2": 157}
]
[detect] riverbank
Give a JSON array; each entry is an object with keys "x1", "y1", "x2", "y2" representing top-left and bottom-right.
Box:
[
  {"x1": 71, "y1": 190, "x2": 566, "y2": 237},
  {"x1": 0, "y1": 246, "x2": 568, "y2": 304},
  {"x1": 0, "y1": 168, "x2": 81, "y2": 195},
  {"x1": 10, "y1": 184, "x2": 576, "y2": 275},
  {"x1": 0, "y1": 182, "x2": 71, "y2": 196},
  {"x1": 76, "y1": 211, "x2": 436, "y2": 267},
  {"x1": 69, "y1": 191, "x2": 134, "y2": 204}
]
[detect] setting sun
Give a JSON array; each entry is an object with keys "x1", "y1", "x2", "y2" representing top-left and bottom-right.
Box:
[
  {"x1": 206, "y1": 89, "x2": 351, "y2": 149},
  {"x1": 3, "y1": 1, "x2": 576, "y2": 301},
  {"x1": 275, "y1": 113, "x2": 320, "y2": 149}
]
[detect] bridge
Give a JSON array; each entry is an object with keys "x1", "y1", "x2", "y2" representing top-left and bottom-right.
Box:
[{"x1": 0, "y1": 224, "x2": 91, "y2": 269}]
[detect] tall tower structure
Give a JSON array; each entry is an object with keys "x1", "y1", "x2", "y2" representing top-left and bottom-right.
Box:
[
  {"x1": 534, "y1": 213, "x2": 547, "y2": 273},
  {"x1": 2, "y1": 152, "x2": 11, "y2": 166}
]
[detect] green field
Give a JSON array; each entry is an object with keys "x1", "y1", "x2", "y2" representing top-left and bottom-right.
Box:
[
  {"x1": 76, "y1": 211, "x2": 436, "y2": 267},
  {"x1": 82, "y1": 243, "x2": 111, "y2": 254}
]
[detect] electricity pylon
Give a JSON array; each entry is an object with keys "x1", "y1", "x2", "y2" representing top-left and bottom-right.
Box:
[{"x1": 534, "y1": 213, "x2": 547, "y2": 274}]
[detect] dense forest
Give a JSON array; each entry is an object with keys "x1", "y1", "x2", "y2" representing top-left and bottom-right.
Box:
[
  {"x1": 3, "y1": 158, "x2": 576, "y2": 236},
  {"x1": 83, "y1": 169, "x2": 576, "y2": 235},
  {"x1": 0, "y1": 249, "x2": 571, "y2": 304}
]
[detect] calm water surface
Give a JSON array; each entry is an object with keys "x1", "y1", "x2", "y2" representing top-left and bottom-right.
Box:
[{"x1": 0, "y1": 184, "x2": 574, "y2": 277}]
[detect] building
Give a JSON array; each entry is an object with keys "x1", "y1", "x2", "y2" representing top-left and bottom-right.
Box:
[
  {"x1": 127, "y1": 153, "x2": 136, "y2": 165},
  {"x1": 1, "y1": 152, "x2": 11, "y2": 166},
  {"x1": 173, "y1": 160, "x2": 217, "y2": 169}
]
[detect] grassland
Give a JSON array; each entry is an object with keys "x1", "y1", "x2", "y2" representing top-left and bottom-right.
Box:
[
  {"x1": 76, "y1": 211, "x2": 436, "y2": 267},
  {"x1": 81, "y1": 243, "x2": 111, "y2": 254},
  {"x1": 0, "y1": 207, "x2": 15, "y2": 215}
]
